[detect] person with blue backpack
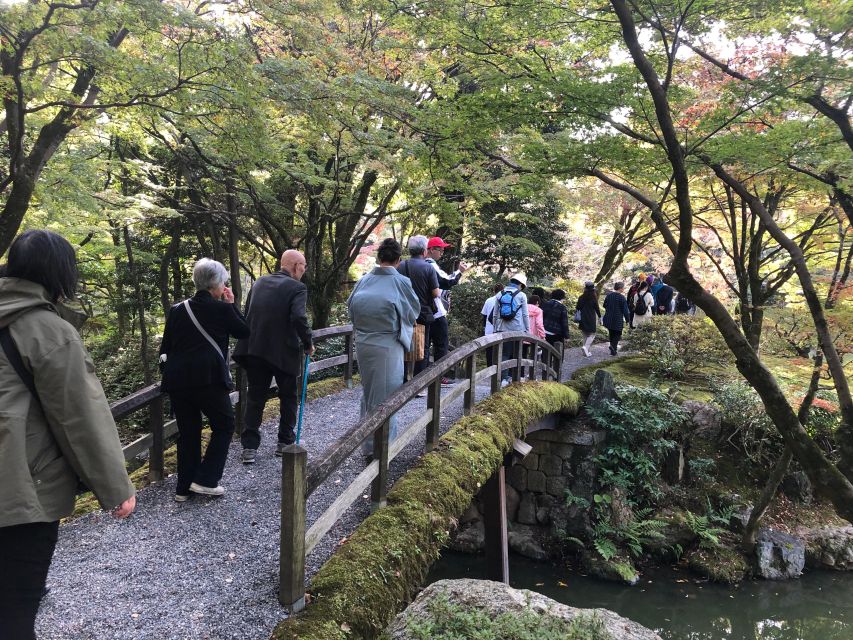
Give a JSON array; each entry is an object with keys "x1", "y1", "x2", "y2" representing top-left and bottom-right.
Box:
[{"x1": 491, "y1": 272, "x2": 530, "y2": 387}]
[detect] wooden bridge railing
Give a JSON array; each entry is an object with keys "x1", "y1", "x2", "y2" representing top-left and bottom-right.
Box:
[
  {"x1": 277, "y1": 330, "x2": 565, "y2": 612},
  {"x1": 110, "y1": 325, "x2": 356, "y2": 481}
]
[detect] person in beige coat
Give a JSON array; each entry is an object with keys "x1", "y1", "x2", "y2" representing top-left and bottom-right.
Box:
[{"x1": 0, "y1": 230, "x2": 135, "y2": 639}]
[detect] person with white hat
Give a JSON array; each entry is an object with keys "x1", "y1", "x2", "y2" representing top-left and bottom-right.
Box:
[{"x1": 491, "y1": 272, "x2": 530, "y2": 386}]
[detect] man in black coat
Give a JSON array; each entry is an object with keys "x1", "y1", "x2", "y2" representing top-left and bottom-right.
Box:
[{"x1": 233, "y1": 250, "x2": 314, "y2": 463}]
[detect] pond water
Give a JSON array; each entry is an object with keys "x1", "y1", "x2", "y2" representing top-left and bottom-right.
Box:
[{"x1": 427, "y1": 551, "x2": 853, "y2": 639}]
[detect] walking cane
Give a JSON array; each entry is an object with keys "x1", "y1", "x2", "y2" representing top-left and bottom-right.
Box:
[{"x1": 295, "y1": 353, "x2": 311, "y2": 444}]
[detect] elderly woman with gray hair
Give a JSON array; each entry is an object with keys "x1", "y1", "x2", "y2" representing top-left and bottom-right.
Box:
[{"x1": 159, "y1": 258, "x2": 250, "y2": 501}]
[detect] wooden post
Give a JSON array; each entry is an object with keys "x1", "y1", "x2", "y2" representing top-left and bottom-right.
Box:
[
  {"x1": 344, "y1": 332, "x2": 355, "y2": 389},
  {"x1": 426, "y1": 378, "x2": 441, "y2": 451},
  {"x1": 491, "y1": 343, "x2": 502, "y2": 394},
  {"x1": 556, "y1": 341, "x2": 565, "y2": 382},
  {"x1": 148, "y1": 396, "x2": 164, "y2": 482},
  {"x1": 279, "y1": 445, "x2": 307, "y2": 612},
  {"x1": 483, "y1": 461, "x2": 509, "y2": 584},
  {"x1": 514, "y1": 339, "x2": 524, "y2": 382},
  {"x1": 371, "y1": 418, "x2": 390, "y2": 511},
  {"x1": 463, "y1": 354, "x2": 476, "y2": 416}
]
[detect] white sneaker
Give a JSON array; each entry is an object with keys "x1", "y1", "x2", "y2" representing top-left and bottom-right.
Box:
[
  {"x1": 500, "y1": 379, "x2": 510, "y2": 388},
  {"x1": 189, "y1": 482, "x2": 225, "y2": 497},
  {"x1": 582, "y1": 346, "x2": 591, "y2": 357}
]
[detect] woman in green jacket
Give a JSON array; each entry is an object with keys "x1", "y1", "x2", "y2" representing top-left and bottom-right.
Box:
[{"x1": 0, "y1": 230, "x2": 136, "y2": 639}]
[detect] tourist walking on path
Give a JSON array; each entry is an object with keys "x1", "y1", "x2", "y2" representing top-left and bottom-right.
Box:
[
  {"x1": 348, "y1": 239, "x2": 420, "y2": 456},
  {"x1": 528, "y1": 295, "x2": 546, "y2": 340},
  {"x1": 397, "y1": 235, "x2": 440, "y2": 378},
  {"x1": 541, "y1": 288, "x2": 570, "y2": 347},
  {"x1": 575, "y1": 281, "x2": 601, "y2": 357},
  {"x1": 0, "y1": 230, "x2": 135, "y2": 640},
  {"x1": 481, "y1": 282, "x2": 504, "y2": 337},
  {"x1": 492, "y1": 272, "x2": 530, "y2": 385},
  {"x1": 602, "y1": 282, "x2": 631, "y2": 356},
  {"x1": 632, "y1": 281, "x2": 654, "y2": 327},
  {"x1": 160, "y1": 258, "x2": 250, "y2": 500},
  {"x1": 656, "y1": 279, "x2": 675, "y2": 316},
  {"x1": 626, "y1": 272, "x2": 645, "y2": 328},
  {"x1": 424, "y1": 236, "x2": 468, "y2": 383},
  {"x1": 233, "y1": 250, "x2": 314, "y2": 464}
]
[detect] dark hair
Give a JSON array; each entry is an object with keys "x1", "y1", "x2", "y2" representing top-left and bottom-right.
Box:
[
  {"x1": 579, "y1": 287, "x2": 597, "y2": 303},
  {"x1": 377, "y1": 238, "x2": 403, "y2": 264},
  {"x1": 530, "y1": 295, "x2": 541, "y2": 305},
  {"x1": 532, "y1": 286, "x2": 545, "y2": 299},
  {"x1": 550, "y1": 288, "x2": 565, "y2": 300},
  {"x1": 6, "y1": 230, "x2": 78, "y2": 302},
  {"x1": 493, "y1": 283, "x2": 504, "y2": 293}
]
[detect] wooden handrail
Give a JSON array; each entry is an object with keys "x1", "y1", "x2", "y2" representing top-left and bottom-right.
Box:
[
  {"x1": 279, "y1": 330, "x2": 564, "y2": 611},
  {"x1": 111, "y1": 326, "x2": 359, "y2": 463},
  {"x1": 304, "y1": 331, "x2": 560, "y2": 495}
]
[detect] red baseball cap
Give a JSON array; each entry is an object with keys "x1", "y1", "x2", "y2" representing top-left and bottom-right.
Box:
[{"x1": 427, "y1": 237, "x2": 452, "y2": 249}]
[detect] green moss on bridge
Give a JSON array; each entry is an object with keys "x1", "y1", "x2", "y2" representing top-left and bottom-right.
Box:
[{"x1": 272, "y1": 381, "x2": 581, "y2": 640}]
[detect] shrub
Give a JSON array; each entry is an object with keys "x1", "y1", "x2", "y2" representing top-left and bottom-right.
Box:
[
  {"x1": 587, "y1": 385, "x2": 684, "y2": 505},
  {"x1": 628, "y1": 315, "x2": 730, "y2": 380},
  {"x1": 712, "y1": 381, "x2": 782, "y2": 466}
]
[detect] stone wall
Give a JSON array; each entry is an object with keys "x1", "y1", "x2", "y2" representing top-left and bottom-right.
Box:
[{"x1": 451, "y1": 418, "x2": 606, "y2": 558}]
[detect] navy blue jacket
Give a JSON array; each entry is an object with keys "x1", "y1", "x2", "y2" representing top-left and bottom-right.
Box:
[{"x1": 602, "y1": 291, "x2": 630, "y2": 332}]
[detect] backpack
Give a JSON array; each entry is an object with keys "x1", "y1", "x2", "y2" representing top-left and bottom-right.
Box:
[
  {"x1": 634, "y1": 292, "x2": 649, "y2": 316},
  {"x1": 676, "y1": 295, "x2": 691, "y2": 313},
  {"x1": 497, "y1": 288, "x2": 523, "y2": 321}
]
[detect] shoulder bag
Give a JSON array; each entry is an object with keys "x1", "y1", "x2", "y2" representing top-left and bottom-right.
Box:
[{"x1": 182, "y1": 300, "x2": 233, "y2": 386}]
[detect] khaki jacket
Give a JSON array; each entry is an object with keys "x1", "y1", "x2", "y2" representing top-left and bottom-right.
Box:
[{"x1": 0, "y1": 278, "x2": 134, "y2": 527}]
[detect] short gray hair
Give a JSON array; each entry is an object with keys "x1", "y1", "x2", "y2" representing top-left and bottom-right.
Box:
[
  {"x1": 408, "y1": 235, "x2": 428, "y2": 256},
  {"x1": 192, "y1": 258, "x2": 229, "y2": 291}
]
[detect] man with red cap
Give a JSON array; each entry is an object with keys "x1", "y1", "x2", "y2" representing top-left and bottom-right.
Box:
[{"x1": 425, "y1": 236, "x2": 468, "y2": 385}]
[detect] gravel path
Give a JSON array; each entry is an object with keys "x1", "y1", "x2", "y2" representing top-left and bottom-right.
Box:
[{"x1": 36, "y1": 341, "x2": 614, "y2": 640}]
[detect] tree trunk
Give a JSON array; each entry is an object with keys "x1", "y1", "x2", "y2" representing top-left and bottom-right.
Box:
[
  {"x1": 710, "y1": 163, "x2": 853, "y2": 481},
  {"x1": 226, "y1": 177, "x2": 242, "y2": 307},
  {"x1": 0, "y1": 173, "x2": 36, "y2": 257},
  {"x1": 742, "y1": 353, "x2": 823, "y2": 550},
  {"x1": 159, "y1": 229, "x2": 181, "y2": 318},
  {"x1": 123, "y1": 226, "x2": 153, "y2": 385},
  {"x1": 608, "y1": 0, "x2": 853, "y2": 523}
]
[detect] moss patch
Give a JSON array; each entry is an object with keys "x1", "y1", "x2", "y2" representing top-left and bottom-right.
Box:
[
  {"x1": 686, "y1": 533, "x2": 751, "y2": 584},
  {"x1": 271, "y1": 381, "x2": 581, "y2": 640},
  {"x1": 570, "y1": 355, "x2": 727, "y2": 402}
]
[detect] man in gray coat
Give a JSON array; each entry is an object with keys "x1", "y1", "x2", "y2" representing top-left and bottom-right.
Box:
[{"x1": 233, "y1": 250, "x2": 314, "y2": 463}]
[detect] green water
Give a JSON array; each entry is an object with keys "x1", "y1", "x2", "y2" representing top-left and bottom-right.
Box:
[{"x1": 428, "y1": 552, "x2": 852, "y2": 639}]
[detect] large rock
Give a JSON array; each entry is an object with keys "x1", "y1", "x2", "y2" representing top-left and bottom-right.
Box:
[
  {"x1": 782, "y1": 471, "x2": 813, "y2": 504},
  {"x1": 504, "y1": 484, "x2": 521, "y2": 522},
  {"x1": 682, "y1": 400, "x2": 722, "y2": 442},
  {"x1": 508, "y1": 524, "x2": 549, "y2": 561},
  {"x1": 800, "y1": 526, "x2": 853, "y2": 570},
  {"x1": 385, "y1": 579, "x2": 661, "y2": 640},
  {"x1": 582, "y1": 552, "x2": 640, "y2": 586},
  {"x1": 755, "y1": 528, "x2": 805, "y2": 580},
  {"x1": 586, "y1": 369, "x2": 617, "y2": 413},
  {"x1": 449, "y1": 521, "x2": 484, "y2": 553}
]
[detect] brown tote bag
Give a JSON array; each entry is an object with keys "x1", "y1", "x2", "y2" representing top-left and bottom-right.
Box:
[{"x1": 404, "y1": 323, "x2": 425, "y2": 362}]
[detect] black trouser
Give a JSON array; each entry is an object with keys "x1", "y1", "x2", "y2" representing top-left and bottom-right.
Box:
[
  {"x1": 0, "y1": 520, "x2": 59, "y2": 640},
  {"x1": 608, "y1": 329, "x2": 622, "y2": 355},
  {"x1": 241, "y1": 358, "x2": 298, "y2": 449},
  {"x1": 545, "y1": 334, "x2": 563, "y2": 347},
  {"x1": 429, "y1": 316, "x2": 450, "y2": 365},
  {"x1": 170, "y1": 386, "x2": 235, "y2": 494}
]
